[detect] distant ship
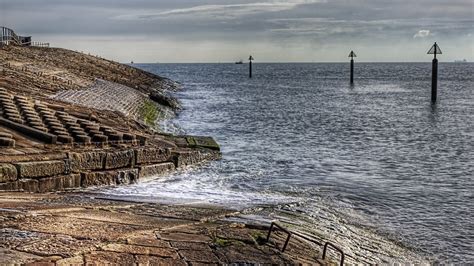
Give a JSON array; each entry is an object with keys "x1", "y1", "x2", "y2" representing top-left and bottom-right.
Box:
[
  {"x1": 454, "y1": 59, "x2": 467, "y2": 63},
  {"x1": 235, "y1": 60, "x2": 243, "y2": 64}
]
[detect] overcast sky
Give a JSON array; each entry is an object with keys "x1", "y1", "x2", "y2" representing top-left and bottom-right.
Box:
[{"x1": 1, "y1": 0, "x2": 473, "y2": 62}]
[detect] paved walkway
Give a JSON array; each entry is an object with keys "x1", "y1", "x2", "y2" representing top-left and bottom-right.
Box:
[{"x1": 0, "y1": 193, "x2": 328, "y2": 265}]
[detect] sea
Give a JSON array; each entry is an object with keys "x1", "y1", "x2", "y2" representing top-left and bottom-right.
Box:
[{"x1": 98, "y1": 63, "x2": 473, "y2": 263}]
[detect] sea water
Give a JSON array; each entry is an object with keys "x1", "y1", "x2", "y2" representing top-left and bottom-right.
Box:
[{"x1": 100, "y1": 63, "x2": 473, "y2": 263}]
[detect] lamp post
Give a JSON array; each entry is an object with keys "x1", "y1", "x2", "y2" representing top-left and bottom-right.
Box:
[
  {"x1": 348, "y1": 51, "x2": 356, "y2": 84},
  {"x1": 249, "y1": 55, "x2": 254, "y2": 78},
  {"x1": 427, "y1": 42, "x2": 442, "y2": 103}
]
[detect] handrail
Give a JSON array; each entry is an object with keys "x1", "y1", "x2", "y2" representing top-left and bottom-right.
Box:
[
  {"x1": 266, "y1": 222, "x2": 292, "y2": 252},
  {"x1": 323, "y1": 241, "x2": 345, "y2": 266},
  {"x1": 266, "y1": 222, "x2": 349, "y2": 265},
  {"x1": 1, "y1": 26, "x2": 48, "y2": 47},
  {"x1": 1, "y1": 26, "x2": 21, "y2": 45}
]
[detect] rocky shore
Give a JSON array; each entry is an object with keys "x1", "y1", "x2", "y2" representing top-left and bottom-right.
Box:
[{"x1": 0, "y1": 45, "x2": 342, "y2": 264}]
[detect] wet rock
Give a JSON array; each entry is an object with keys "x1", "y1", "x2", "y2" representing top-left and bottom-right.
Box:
[
  {"x1": 185, "y1": 136, "x2": 220, "y2": 151},
  {"x1": 104, "y1": 150, "x2": 134, "y2": 170},
  {"x1": 0, "y1": 163, "x2": 17, "y2": 182},
  {"x1": 15, "y1": 160, "x2": 67, "y2": 178},
  {"x1": 139, "y1": 162, "x2": 175, "y2": 179},
  {"x1": 172, "y1": 150, "x2": 202, "y2": 168},
  {"x1": 150, "y1": 91, "x2": 180, "y2": 110},
  {"x1": 81, "y1": 168, "x2": 138, "y2": 187},
  {"x1": 135, "y1": 147, "x2": 172, "y2": 165}
]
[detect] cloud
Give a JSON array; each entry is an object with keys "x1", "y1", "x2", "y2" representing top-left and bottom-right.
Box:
[
  {"x1": 115, "y1": 0, "x2": 324, "y2": 20},
  {"x1": 413, "y1": 29, "x2": 431, "y2": 38}
]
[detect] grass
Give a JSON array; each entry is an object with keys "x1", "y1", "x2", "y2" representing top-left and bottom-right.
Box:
[
  {"x1": 139, "y1": 99, "x2": 159, "y2": 127},
  {"x1": 251, "y1": 232, "x2": 267, "y2": 245}
]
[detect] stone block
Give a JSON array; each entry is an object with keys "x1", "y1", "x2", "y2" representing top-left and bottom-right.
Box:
[
  {"x1": 172, "y1": 150, "x2": 202, "y2": 168},
  {"x1": 104, "y1": 150, "x2": 134, "y2": 169},
  {"x1": 63, "y1": 174, "x2": 81, "y2": 189},
  {"x1": 0, "y1": 181, "x2": 19, "y2": 191},
  {"x1": 81, "y1": 168, "x2": 138, "y2": 187},
  {"x1": 185, "y1": 136, "x2": 220, "y2": 151},
  {"x1": 135, "y1": 147, "x2": 171, "y2": 164},
  {"x1": 38, "y1": 176, "x2": 64, "y2": 193},
  {"x1": 0, "y1": 163, "x2": 17, "y2": 182},
  {"x1": 139, "y1": 162, "x2": 175, "y2": 179},
  {"x1": 19, "y1": 179, "x2": 39, "y2": 192},
  {"x1": 69, "y1": 151, "x2": 105, "y2": 172},
  {"x1": 15, "y1": 160, "x2": 66, "y2": 178}
]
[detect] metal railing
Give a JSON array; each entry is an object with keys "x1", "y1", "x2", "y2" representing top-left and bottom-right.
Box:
[
  {"x1": 322, "y1": 242, "x2": 345, "y2": 266},
  {"x1": 0, "y1": 26, "x2": 49, "y2": 47},
  {"x1": 266, "y1": 221, "x2": 347, "y2": 265},
  {"x1": 0, "y1": 26, "x2": 21, "y2": 46},
  {"x1": 31, "y1": 41, "x2": 50, "y2": 48}
]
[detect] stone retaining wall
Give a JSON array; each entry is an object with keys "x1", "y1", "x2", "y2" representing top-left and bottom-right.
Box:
[{"x1": 0, "y1": 147, "x2": 220, "y2": 193}]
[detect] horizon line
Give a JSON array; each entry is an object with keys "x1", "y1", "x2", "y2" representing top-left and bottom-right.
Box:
[{"x1": 126, "y1": 61, "x2": 471, "y2": 64}]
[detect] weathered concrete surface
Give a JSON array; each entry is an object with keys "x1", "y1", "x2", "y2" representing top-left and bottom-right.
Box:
[
  {"x1": 69, "y1": 151, "x2": 105, "y2": 172},
  {"x1": 135, "y1": 147, "x2": 171, "y2": 164},
  {"x1": 140, "y1": 162, "x2": 175, "y2": 179},
  {"x1": 15, "y1": 160, "x2": 67, "y2": 178},
  {"x1": 0, "y1": 163, "x2": 17, "y2": 182},
  {"x1": 173, "y1": 150, "x2": 202, "y2": 168},
  {"x1": 38, "y1": 174, "x2": 81, "y2": 193},
  {"x1": 0, "y1": 192, "x2": 332, "y2": 265},
  {"x1": 104, "y1": 150, "x2": 134, "y2": 170},
  {"x1": 81, "y1": 168, "x2": 138, "y2": 187}
]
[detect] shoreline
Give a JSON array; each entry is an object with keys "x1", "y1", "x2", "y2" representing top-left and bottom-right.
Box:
[
  {"x1": 0, "y1": 45, "x2": 322, "y2": 264},
  {"x1": 0, "y1": 45, "x2": 431, "y2": 264}
]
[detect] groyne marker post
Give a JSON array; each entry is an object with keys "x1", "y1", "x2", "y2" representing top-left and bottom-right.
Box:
[
  {"x1": 349, "y1": 51, "x2": 356, "y2": 84},
  {"x1": 427, "y1": 42, "x2": 442, "y2": 103},
  {"x1": 249, "y1": 55, "x2": 254, "y2": 78}
]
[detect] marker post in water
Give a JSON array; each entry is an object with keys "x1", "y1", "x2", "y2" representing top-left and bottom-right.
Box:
[
  {"x1": 249, "y1": 55, "x2": 254, "y2": 78},
  {"x1": 349, "y1": 51, "x2": 356, "y2": 84},
  {"x1": 427, "y1": 42, "x2": 442, "y2": 103}
]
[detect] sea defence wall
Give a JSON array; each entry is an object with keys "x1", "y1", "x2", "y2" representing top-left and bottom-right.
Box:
[
  {"x1": 0, "y1": 87, "x2": 220, "y2": 192},
  {"x1": 0, "y1": 44, "x2": 221, "y2": 193},
  {"x1": 0, "y1": 145, "x2": 219, "y2": 193},
  {"x1": 52, "y1": 79, "x2": 160, "y2": 123}
]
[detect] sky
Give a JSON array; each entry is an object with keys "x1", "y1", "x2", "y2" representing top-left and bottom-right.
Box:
[{"x1": 1, "y1": 0, "x2": 473, "y2": 62}]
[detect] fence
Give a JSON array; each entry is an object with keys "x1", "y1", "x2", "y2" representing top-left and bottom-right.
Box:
[{"x1": 0, "y1": 26, "x2": 49, "y2": 47}]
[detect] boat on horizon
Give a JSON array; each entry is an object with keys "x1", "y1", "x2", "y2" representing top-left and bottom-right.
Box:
[
  {"x1": 454, "y1": 59, "x2": 468, "y2": 63},
  {"x1": 235, "y1": 60, "x2": 243, "y2": 64}
]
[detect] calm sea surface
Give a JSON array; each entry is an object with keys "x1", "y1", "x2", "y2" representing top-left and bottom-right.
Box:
[{"x1": 102, "y1": 63, "x2": 473, "y2": 263}]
